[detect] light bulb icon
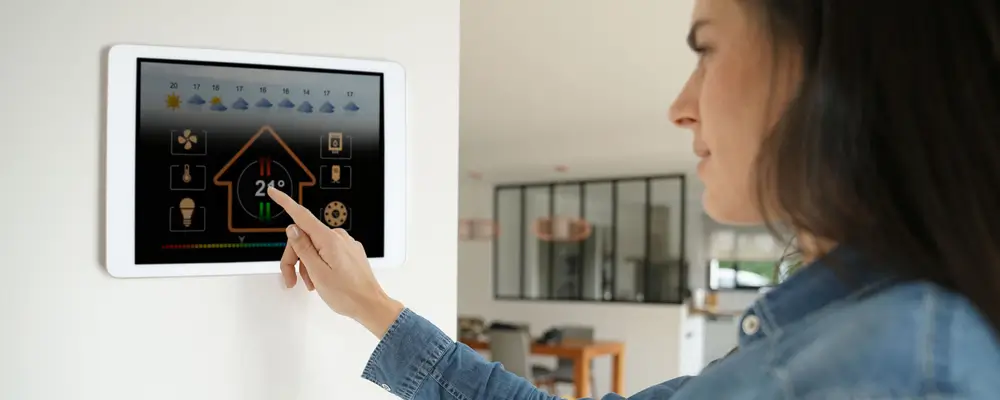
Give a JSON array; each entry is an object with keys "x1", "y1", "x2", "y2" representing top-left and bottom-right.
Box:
[
  {"x1": 182, "y1": 164, "x2": 192, "y2": 183},
  {"x1": 179, "y1": 198, "x2": 196, "y2": 227}
]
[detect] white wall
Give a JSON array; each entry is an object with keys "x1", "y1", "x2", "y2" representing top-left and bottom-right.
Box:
[
  {"x1": 459, "y1": 178, "x2": 707, "y2": 396},
  {"x1": 0, "y1": 1, "x2": 459, "y2": 399}
]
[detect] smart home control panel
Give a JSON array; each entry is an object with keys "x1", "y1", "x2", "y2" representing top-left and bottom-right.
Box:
[{"x1": 106, "y1": 45, "x2": 406, "y2": 278}]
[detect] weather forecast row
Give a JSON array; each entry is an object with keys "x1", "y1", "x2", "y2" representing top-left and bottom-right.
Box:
[{"x1": 165, "y1": 92, "x2": 361, "y2": 114}]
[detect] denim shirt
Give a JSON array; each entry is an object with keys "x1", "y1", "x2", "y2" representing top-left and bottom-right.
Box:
[{"x1": 362, "y1": 249, "x2": 1000, "y2": 399}]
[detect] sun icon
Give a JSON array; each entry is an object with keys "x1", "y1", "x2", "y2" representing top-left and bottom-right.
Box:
[
  {"x1": 210, "y1": 96, "x2": 222, "y2": 105},
  {"x1": 166, "y1": 93, "x2": 181, "y2": 110}
]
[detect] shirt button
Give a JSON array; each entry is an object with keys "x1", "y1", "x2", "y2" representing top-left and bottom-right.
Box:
[
  {"x1": 380, "y1": 383, "x2": 391, "y2": 392},
  {"x1": 741, "y1": 315, "x2": 760, "y2": 335}
]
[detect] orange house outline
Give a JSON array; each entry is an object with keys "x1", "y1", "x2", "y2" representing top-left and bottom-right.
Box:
[{"x1": 213, "y1": 125, "x2": 317, "y2": 233}]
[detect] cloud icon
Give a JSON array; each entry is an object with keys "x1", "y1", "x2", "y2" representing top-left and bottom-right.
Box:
[
  {"x1": 278, "y1": 98, "x2": 295, "y2": 108},
  {"x1": 319, "y1": 101, "x2": 335, "y2": 113},
  {"x1": 187, "y1": 94, "x2": 206, "y2": 105},
  {"x1": 297, "y1": 101, "x2": 314, "y2": 113},
  {"x1": 344, "y1": 101, "x2": 360, "y2": 112},
  {"x1": 232, "y1": 98, "x2": 249, "y2": 110},
  {"x1": 210, "y1": 102, "x2": 228, "y2": 112},
  {"x1": 255, "y1": 98, "x2": 273, "y2": 108}
]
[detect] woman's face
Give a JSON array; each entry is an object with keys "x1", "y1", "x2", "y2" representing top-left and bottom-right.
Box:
[{"x1": 669, "y1": 0, "x2": 798, "y2": 225}]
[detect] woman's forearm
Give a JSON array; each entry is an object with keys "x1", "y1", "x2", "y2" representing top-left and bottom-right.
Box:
[
  {"x1": 361, "y1": 308, "x2": 576, "y2": 400},
  {"x1": 356, "y1": 296, "x2": 406, "y2": 339}
]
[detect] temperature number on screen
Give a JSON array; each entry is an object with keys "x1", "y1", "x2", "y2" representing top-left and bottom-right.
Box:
[
  {"x1": 166, "y1": 82, "x2": 355, "y2": 96},
  {"x1": 255, "y1": 179, "x2": 286, "y2": 197}
]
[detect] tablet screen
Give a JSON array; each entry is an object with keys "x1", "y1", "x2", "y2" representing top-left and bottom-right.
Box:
[{"x1": 135, "y1": 59, "x2": 384, "y2": 265}]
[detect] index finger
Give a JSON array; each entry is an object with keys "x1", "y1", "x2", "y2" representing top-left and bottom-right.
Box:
[{"x1": 267, "y1": 187, "x2": 330, "y2": 238}]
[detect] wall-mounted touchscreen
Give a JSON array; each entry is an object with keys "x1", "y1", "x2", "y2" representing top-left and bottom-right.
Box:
[{"x1": 135, "y1": 59, "x2": 384, "y2": 264}]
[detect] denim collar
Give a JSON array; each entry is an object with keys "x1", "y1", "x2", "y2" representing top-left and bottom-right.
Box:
[{"x1": 738, "y1": 246, "x2": 898, "y2": 347}]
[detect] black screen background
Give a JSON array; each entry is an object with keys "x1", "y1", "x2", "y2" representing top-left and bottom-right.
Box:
[{"x1": 134, "y1": 59, "x2": 385, "y2": 265}]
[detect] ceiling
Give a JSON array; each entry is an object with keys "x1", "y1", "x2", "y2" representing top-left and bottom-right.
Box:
[{"x1": 459, "y1": 0, "x2": 699, "y2": 184}]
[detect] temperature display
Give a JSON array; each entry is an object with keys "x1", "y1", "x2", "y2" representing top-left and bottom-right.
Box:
[
  {"x1": 236, "y1": 157, "x2": 293, "y2": 223},
  {"x1": 213, "y1": 125, "x2": 317, "y2": 233}
]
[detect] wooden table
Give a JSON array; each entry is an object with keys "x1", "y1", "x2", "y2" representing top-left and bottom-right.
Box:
[{"x1": 460, "y1": 337, "x2": 625, "y2": 398}]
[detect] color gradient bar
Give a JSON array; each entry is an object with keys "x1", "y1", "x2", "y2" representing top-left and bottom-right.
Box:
[{"x1": 161, "y1": 242, "x2": 286, "y2": 249}]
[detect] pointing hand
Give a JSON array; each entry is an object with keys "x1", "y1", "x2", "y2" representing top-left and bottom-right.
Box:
[{"x1": 267, "y1": 187, "x2": 404, "y2": 338}]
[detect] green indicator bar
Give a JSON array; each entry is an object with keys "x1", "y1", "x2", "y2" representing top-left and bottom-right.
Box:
[
  {"x1": 266, "y1": 202, "x2": 272, "y2": 222},
  {"x1": 258, "y1": 202, "x2": 264, "y2": 221}
]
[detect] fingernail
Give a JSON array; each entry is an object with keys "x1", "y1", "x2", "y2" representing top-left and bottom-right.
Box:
[{"x1": 286, "y1": 225, "x2": 299, "y2": 239}]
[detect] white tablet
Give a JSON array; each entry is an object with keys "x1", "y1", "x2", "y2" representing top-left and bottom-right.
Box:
[{"x1": 105, "y1": 44, "x2": 407, "y2": 278}]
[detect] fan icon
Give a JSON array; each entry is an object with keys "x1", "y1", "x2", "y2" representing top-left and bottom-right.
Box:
[{"x1": 177, "y1": 129, "x2": 199, "y2": 151}]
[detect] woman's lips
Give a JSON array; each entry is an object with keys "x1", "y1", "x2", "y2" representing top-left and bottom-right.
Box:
[{"x1": 697, "y1": 155, "x2": 710, "y2": 175}]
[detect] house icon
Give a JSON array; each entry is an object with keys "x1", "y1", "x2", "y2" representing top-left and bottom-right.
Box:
[{"x1": 213, "y1": 125, "x2": 317, "y2": 233}]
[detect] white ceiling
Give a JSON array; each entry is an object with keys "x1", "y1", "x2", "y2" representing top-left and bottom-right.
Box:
[{"x1": 459, "y1": 0, "x2": 699, "y2": 184}]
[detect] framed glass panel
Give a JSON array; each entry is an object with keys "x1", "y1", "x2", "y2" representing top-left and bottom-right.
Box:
[
  {"x1": 648, "y1": 177, "x2": 685, "y2": 303},
  {"x1": 492, "y1": 175, "x2": 689, "y2": 304},
  {"x1": 494, "y1": 188, "x2": 522, "y2": 297},
  {"x1": 522, "y1": 186, "x2": 550, "y2": 299},
  {"x1": 613, "y1": 180, "x2": 646, "y2": 302},
  {"x1": 584, "y1": 182, "x2": 613, "y2": 300},
  {"x1": 546, "y1": 184, "x2": 583, "y2": 299}
]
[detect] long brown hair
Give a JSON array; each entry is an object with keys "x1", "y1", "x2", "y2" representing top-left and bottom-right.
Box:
[{"x1": 752, "y1": 0, "x2": 1000, "y2": 333}]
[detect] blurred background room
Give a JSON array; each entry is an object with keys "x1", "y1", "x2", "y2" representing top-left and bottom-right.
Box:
[{"x1": 454, "y1": 1, "x2": 787, "y2": 398}]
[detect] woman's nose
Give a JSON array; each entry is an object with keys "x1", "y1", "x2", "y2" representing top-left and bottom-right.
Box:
[{"x1": 670, "y1": 74, "x2": 700, "y2": 129}]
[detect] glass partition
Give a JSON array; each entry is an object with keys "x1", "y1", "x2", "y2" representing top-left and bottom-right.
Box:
[{"x1": 493, "y1": 175, "x2": 688, "y2": 304}]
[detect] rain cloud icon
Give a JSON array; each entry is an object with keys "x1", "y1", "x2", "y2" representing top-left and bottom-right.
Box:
[
  {"x1": 297, "y1": 101, "x2": 314, "y2": 113},
  {"x1": 210, "y1": 102, "x2": 228, "y2": 112},
  {"x1": 278, "y1": 98, "x2": 295, "y2": 108},
  {"x1": 187, "y1": 94, "x2": 206, "y2": 105},
  {"x1": 232, "y1": 98, "x2": 249, "y2": 110},
  {"x1": 255, "y1": 98, "x2": 273, "y2": 108},
  {"x1": 319, "y1": 101, "x2": 335, "y2": 113},
  {"x1": 344, "y1": 101, "x2": 360, "y2": 112}
]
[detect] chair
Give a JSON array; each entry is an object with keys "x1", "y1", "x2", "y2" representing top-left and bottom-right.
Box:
[
  {"x1": 487, "y1": 329, "x2": 556, "y2": 392},
  {"x1": 545, "y1": 326, "x2": 597, "y2": 395}
]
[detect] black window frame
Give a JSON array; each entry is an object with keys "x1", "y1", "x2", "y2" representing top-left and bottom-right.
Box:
[{"x1": 492, "y1": 174, "x2": 689, "y2": 305}]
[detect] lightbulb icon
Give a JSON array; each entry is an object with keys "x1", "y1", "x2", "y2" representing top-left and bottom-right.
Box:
[{"x1": 179, "y1": 198, "x2": 196, "y2": 227}]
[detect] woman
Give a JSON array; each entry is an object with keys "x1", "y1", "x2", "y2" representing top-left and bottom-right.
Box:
[{"x1": 269, "y1": 0, "x2": 1000, "y2": 398}]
